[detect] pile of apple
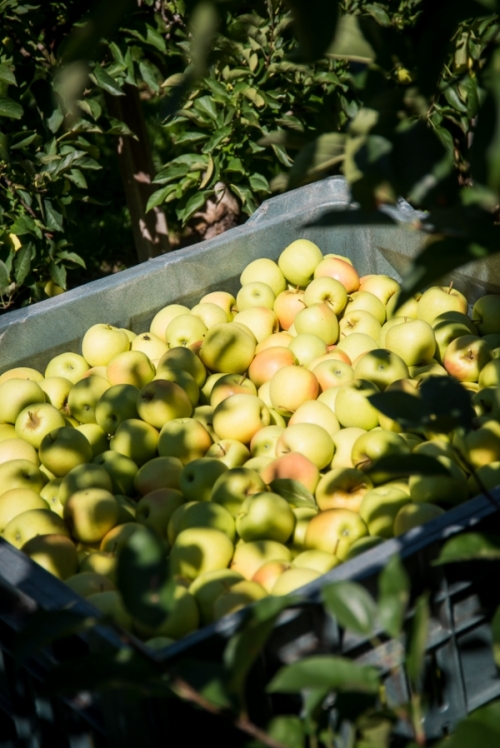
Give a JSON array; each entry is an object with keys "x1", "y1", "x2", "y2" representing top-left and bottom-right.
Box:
[{"x1": 1, "y1": 237, "x2": 500, "y2": 645}]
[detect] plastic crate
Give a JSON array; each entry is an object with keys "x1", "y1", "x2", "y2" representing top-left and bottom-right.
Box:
[{"x1": 1, "y1": 176, "x2": 500, "y2": 745}]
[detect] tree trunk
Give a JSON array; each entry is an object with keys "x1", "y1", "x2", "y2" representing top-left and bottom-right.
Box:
[{"x1": 105, "y1": 85, "x2": 170, "y2": 263}]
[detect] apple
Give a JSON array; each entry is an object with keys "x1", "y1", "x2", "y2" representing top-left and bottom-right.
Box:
[
  {"x1": 199, "y1": 291, "x2": 236, "y2": 321},
  {"x1": 359, "y1": 274, "x2": 400, "y2": 305},
  {"x1": 304, "y1": 508, "x2": 368, "y2": 560},
  {"x1": 443, "y1": 335, "x2": 492, "y2": 382},
  {"x1": 271, "y1": 568, "x2": 321, "y2": 595},
  {"x1": 386, "y1": 292, "x2": 420, "y2": 320},
  {"x1": 314, "y1": 257, "x2": 360, "y2": 293},
  {"x1": 106, "y1": 350, "x2": 155, "y2": 389},
  {"x1": 109, "y1": 418, "x2": 159, "y2": 466},
  {"x1": 39, "y1": 426, "x2": 93, "y2": 477},
  {"x1": 339, "y1": 310, "x2": 382, "y2": 342},
  {"x1": 0, "y1": 367, "x2": 44, "y2": 385},
  {"x1": 409, "y1": 455, "x2": 468, "y2": 506},
  {"x1": 205, "y1": 439, "x2": 250, "y2": 468},
  {"x1": 303, "y1": 276, "x2": 348, "y2": 316},
  {"x1": 432, "y1": 320, "x2": 473, "y2": 364},
  {"x1": 310, "y1": 359, "x2": 354, "y2": 392},
  {"x1": 99, "y1": 522, "x2": 142, "y2": 554},
  {"x1": 3, "y1": 508, "x2": 69, "y2": 549},
  {"x1": 22, "y1": 534, "x2": 79, "y2": 580},
  {"x1": 452, "y1": 420, "x2": 500, "y2": 469},
  {"x1": 95, "y1": 384, "x2": 140, "y2": 435},
  {"x1": 75, "y1": 423, "x2": 109, "y2": 458},
  {"x1": 0, "y1": 424, "x2": 17, "y2": 442},
  {"x1": 39, "y1": 377, "x2": 73, "y2": 412},
  {"x1": 260, "y1": 452, "x2": 320, "y2": 494},
  {"x1": 230, "y1": 539, "x2": 292, "y2": 579},
  {"x1": 190, "y1": 302, "x2": 229, "y2": 329},
  {"x1": 153, "y1": 367, "x2": 199, "y2": 406},
  {"x1": 0, "y1": 488, "x2": 48, "y2": 532},
  {"x1": 87, "y1": 590, "x2": 133, "y2": 629},
  {"x1": 82, "y1": 324, "x2": 130, "y2": 367},
  {"x1": 93, "y1": 450, "x2": 138, "y2": 496},
  {"x1": 65, "y1": 572, "x2": 115, "y2": 597},
  {"x1": 0, "y1": 458, "x2": 46, "y2": 497},
  {"x1": 276, "y1": 423, "x2": 334, "y2": 470},
  {"x1": 351, "y1": 430, "x2": 410, "y2": 483},
  {"x1": 478, "y1": 359, "x2": 500, "y2": 389},
  {"x1": 233, "y1": 307, "x2": 278, "y2": 343},
  {"x1": 58, "y1": 463, "x2": 113, "y2": 506},
  {"x1": 240, "y1": 258, "x2": 286, "y2": 296},
  {"x1": 45, "y1": 352, "x2": 90, "y2": 383},
  {"x1": 179, "y1": 457, "x2": 228, "y2": 502},
  {"x1": 236, "y1": 492, "x2": 295, "y2": 543},
  {"x1": 315, "y1": 467, "x2": 373, "y2": 512},
  {"x1": 175, "y1": 501, "x2": 235, "y2": 543},
  {"x1": 199, "y1": 323, "x2": 256, "y2": 374},
  {"x1": 359, "y1": 486, "x2": 411, "y2": 538},
  {"x1": 353, "y1": 349, "x2": 409, "y2": 391},
  {"x1": 213, "y1": 394, "x2": 271, "y2": 443},
  {"x1": 256, "y1": 332, "x2": 293, "y2": 352},
  {"x1": 251, "y1": 559, "x2": 292, "y2": 593},
  {"x1": 344, "y1": 291, "x2": 386, "y2": 325},
  {"x1": 236, "y1": 281, "x2": 275, "y2": 311},
  {"x1": 331, "y1": 427, "x2": 366, "y2": 468},
  {"x1": 393, "y1": 502, "x2": 445, "y2": 535},
  {"x1": 149, "y1": 304, "x2": 190, "y2": 340},
  {"x1": 131, "y1": 332, "x2": 168, "y2": 360},
  {"x1": 269, "y1": 365, "x2": 319, "y2": 416},
  {"x1": 210, "y1": 373, "x2": 257, "y2": 407},
  {"x1": 344, "y1": 536, "x2": 385, "y2": 559},
  {"x1": 472, "y1": 294, "x2": 500, "y2": 335},
  {"x1": 334, "y1": 379, "x2": 380, "y2": 430},
  {"x1": 189, "y1": 568, "x2": 244, "y2": 624},
  {"x1": 66, "y1": 375, "x2": 109, "y2": 424},
  {"x1": 273, "y1": 289, "x2": 306, "y2": 330},
  {"x1": 80, "y1": 551, "x2": 117, "y2": 581},
  {"x1": 289, "y1": 507, "x2": 319, "y2": 552},
  {"x1": 15, "y1": 403, "x2": 75, "y2": 450},
  {"x1": 385, "y1": 319, "x2": 436, "y2": 367},
  {"x1": 135, "y1": 585, "x2": 200, "y2": 640},
  {"x1": 292, "y1": 549, "x2": 339, "y2": 574},
  {"x1": 0, "y1": 438, "x2": 39, "y2": 466},
  {"x1": 211, "y1": 467, "x2": 267, "y2": 517},
  {"x1": 0, "y1": 378, "x2": 46, "y2": 424},
  {"x1": 169, "y1": 527, "x2": 234, "y2": 581},
  {"x1": 417, "y1": 286, "x2": 468, "y2": 324},
  {"x1": 157, "y1": 346, "x2": 206, "y2": 388},
  {"x1": 288, "y1": 334, "x2": 327, "y2": 367},
  {"x1": 64, "y1": 487, "x2": 119, "y2": 543},
  {"x1": 165, "y1": 313, "x2": 207, "y2": 349},
  {"x1": 294, "y1": 303, "x2": 339, "y2": 345},
  {"x1": 336, "y1": 333, "x2": 378, "y2": 362},
  {"x1": 213, "y1": 580, "x2": 267, "y2": 620},
  {"x1": 278, "y1": 239, "x2": 323, "y2": 286},
  {"x1": 158, "y1": 418, "x2": 213, "y2": 464},
  {"x1": 136, "y1": 379, "x2": 192, "y2": 429}
]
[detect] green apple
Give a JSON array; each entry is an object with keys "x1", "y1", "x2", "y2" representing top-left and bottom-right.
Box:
[
  {"x1": 100, "y1": 522, "x2": 142, "y2": 554},
  {"x1": 0, "y1": 378, "x2": 46, "y2": 424},
  {"x1": 213, "y1": 394, "x2": 271, "y2": 444},
  {"x1": 336, "y1": 333, "x2": 378, "y2": 362},
  {"x1": 249, "y1": 425, "x2": 284, "y2": 458},
  {"x1": 158, "y1": 417, "x2": 213, "y2": 464},
  {"x1": 334, "y1": 379, "x2": 380, "y2": 430},
  {"x1": 206, "y1": 439, "x2": 250, "y2": 468},
  {"x1": 0, "y1": 437, "x2": 39, "y2": 466},
  {"x1": 211, "y1": 467, "x2": 267, "y2": 517},
  {"x1": 167, "y1": 502, "x2": 197, "y2": 547},
  {"x1": 331, "y1": 427, "x2": 366, "y2": 468},
  {"x1": 39, "y1": 426, "x2": 93, "y2": 477},
  {"x1": 344, "y1": 536, "x2": 385, "y2": 559},
  {"x1": 95, "y1": 384, "x2": 140, "y2": 435},
  {"x1": 393, "y1": 502, "x2": 445, "y2": 535},
  {"x1": 248, "y1": 347, "x2": 297, "y2": 388},
  {"x1": 199, "y1": 372, "x2": 226, "y2": 404},
  {"x1": 39, "y1": 376, "x2": 73, "y2": 412},
  {"x1": 190, "y1": 302, "x2": 229, "y2": 329},
  {"x1": 273, "y1": 289, "x2": 306, "y2": 330},
  {"x1": 236, "y1": 281, "x2": 276, "y2": 311},
  {"x1": 64, "y1": 487, "x2": 119, "y2": 543},
  {"x1": 230, "y1": 539, "x2": 292, "y2": 579},
  {"x1": 294, "y1": 303, "x2": 339, "y2": 345},
  {"x1": 359, "y1": 274, "x2": 400, "y2": 305},
  {"x1": 67, "y1": 375, "x2": 110, "y2": 424},
  {"x1": 386, "y1": 292, "x2": 419, "y2": 320},
  {"x1": 252, "y1": 559, "x2": 292, "y2": 593},
  {"x1": 472, "y1": 294, "x2": 500, "y2": 335},
  {"x1": 199, "y1": 322, "x2": 256, "y2": 374},
  {"x1": 409, "y1": 455, "x2": 468, "y2": 506},
  {"x1": 304, "y1": 508, "x2": 368, "y2": 560},
  {"x1": 315, "y1": 467, "x2": 373, "y2": 512},
  {"x1": 3, "y1": 508, "x2": 69, "y2": 548},
  {"x1": 0, "y1": 424, "x2": 17, "y2": 441},
  {"x1": 452, "y1": 420, "x2": 500, "y2": 469},
  {"x1": 236, "y1": 492, "x2": 295, "y2": 543},
  {"x1": 136, "y1": 379, "x2": 192, "y2": 429},
  {"x1": 175, "y1": 501, "x2": 235, "y2": 543},
  {"x1": 385, "y1": 319, "x2": 436, "y2": 367},
  {"x1": 65, "y1": 572, "x2": 115, "y2": 597},
  {"x1": 150, "y1": 304, "x2": 190, "y2": 341},
  {"x1": 292, "y1": 549, "x2": 339, "y2": 574},
  {"x1": 269, "y1": 365, "x2": 319, "y2": 417},
  {"x1": 58, "y1": 463, "x2": 113, "y2": 505},
  {"x1": 210, "y1": 373, "x2": 257, "y2": 407},
  {"x1": 134, "y1": 585, "x2": 199, "y2": 640},
  {"x1": 0, "y1": 458, "x2": 46, "y2": 497},
  {"x1": 213, "y1": 580, "x2": 267, "y2": 620},
  {"x1": 135, "y1": 488, "x2": 184, "y2": 539},
  {"x1": 92, "y1": 450, "x2": 138, "y2": 496},
  {"x1": 45, "y1": 352, "x2": 90, "y2": 383},
  {"x1": 303, "y1": 276, "x2": 348, "y2": 316},
  {"x1": 21, "y1": 534, "x2": 78, "y2": 579},
  {"x1": 353, "y1": 349, "x2": 409, "y2": 391},
  {"x1": 275, "y1": 423, "x2": 334, "y2": 470},
  {"x1": 75, "y1": 423, "x2": 109, "y2": 458},
  {"x1": 109, "y1": 418, "x2": 159, "y2": 466},
  {"x1": 478, "y1": 359, "x2": 500, "y2": 389},
  {"x1": 351, "y1": 430, "x2": 410, "y2": 483},
  {"x1": 344, "y1": 291, "x2": 386, "y2": 325},
  {"x1": 106, "y1": 350, "x2": 155, "y2": 389},
  {"x1": 152, "y1": 367, "x2": 199, "y2": 406},
  {"x1": 82, "y1": 324, "x2": 130, "y2": 367},
  {"x1": 169, "y1": 527, "x2": 234, "y2": 581},
  {"x1": 189, "y1": 568, "x2": 244, "y2": 624},
  {"x1": 240, "y1": 257, "x2": 286, "y2": 296},
  {"x1": 443, "y1": 335, "x2": 491, "y2": 382},
  {"x1": 278, "y1": 238, "x2": 323, "y2": 286},
  {"x1": 310, "y1": 360, "x2": 354, "y2": 394},
  {"x1": 115, "y1": 494, "x2": 136, "y2": 524},
  {"x1": 87, "y1": 590, "x2": 133, "y2": 629},
  {"x1": 0, "y1": 367, "x2": 44, "y2": 385},
  {"x1": 314, "y1": 256, "x2": 360, "y2": 293},
  {"x1": 288, "y1": 334, "x2": 327, "y2": 367},
  {"x1": 260, "y1": 452, "x2": 320, "y2": 494},
  {"x1": 179, "y1": 457, "x2": 228, "y2": 502},
  {"x1": 339, "y1": 310, "x2": 382, "y2": 342},
  {"x1": 165, "y1": 313, "x2": 207, "y2": 349},
  {"x1": 156, "y1": 346, "x2": 206, "y2": 387},
  {"x1": 131, "y1": 331, "x2": 168, "y2": 361},
  {"x1": 233, "y1": 307, "x2": 278, "y2": 343},
  {"x1": 80, "y1": 551, "x2": 117, "y2": 581},
  {"x1": 359, "y1": 486, "x2": 411, "y2": 538},
  {"x1": 134, "y1": 455, "x2": 184, "y2": 494},
  {"x1": 417, "y1": 286, "x2": 468, "y2": 324},
  {"x1": 432, "y1": 320, "x2": 473, "y2": 364},
  {"x1": 272, "y1": 568, "x2": 321, "y2": 595},
  {"x1": 0, "y1": 488, "x2": 48, "y2": 532}
]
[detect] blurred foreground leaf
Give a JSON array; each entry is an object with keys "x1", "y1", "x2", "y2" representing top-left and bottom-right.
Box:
[
  {"x1": 434, "y1": 533, "x2": 500, "y2": 565},
  {"x1": 268, "y1": 655, "x2": 380, "y2": 694},
  {"x1": 322, "y1": 581, "x2": 376, "y2": 636},
  {"x1": 378, "y1": 555, "x2": 410, "y2": 639}
]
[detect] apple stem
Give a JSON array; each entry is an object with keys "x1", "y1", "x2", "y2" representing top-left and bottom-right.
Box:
[{"x1": 447, "y1": 282, "x2": 454, "y2": 295}]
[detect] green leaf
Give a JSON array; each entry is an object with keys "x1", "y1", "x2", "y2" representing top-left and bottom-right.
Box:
[
  {"x1": 434, "y1": 533, "x2": 500, "y2": 565},
  {"x1": 0, "y1": 64, "x2": 16, "y2": 86},
  {"x1": 377, "y1": 555, "x2": 410, "y2": 638},
  {"x1": 286, "y1": 0, "x2": 339, "y2": 63},
  {"x1": 322, "y1": 581, "x2": 376, "y2": 636},
  {"x1": 249, "y1": 173, "x2": 270, "y2": 193},
  {"x1": 117, "y1": 525, "x2": 176, "y2": 628},
  {"x1": 365, "y1": 453, "x2": 451, "y2": 481},
  {"x1": 66, "y1": 168, "x2": 88, "y2": 189},
  {"x1": 0, "y1": 260, "x2": 11, "y2": 290},
  {"x1": 226, "y1": 158, "x2": 245, "y2": 174},
  {"x1": 405, "y1": 593, "x2": 429, "y2": 690},
  {"x1": 201, "y1": 126, "x2": 232, "y2": 154},
  {"x1": 434, "y1": 701, "x2": 500, "y2": 748},
  {"x1": 14, "y1": 244, "x2": 31, "y2": 286},
  {"x1": 139, "y1": 60, "x2": 160, "y2": 94},
  {"x1": 92, "y1": 66, "x2": 124, "y2": 97},
  {"x1": 268, "y1": 479, "x2": 317, "y2": 509},
  {"x1": 327, "y1": 15, "x2": 375, "y2": 62},
  {"x1": 43, "y1": 200, "x2": 64, "y2": 232},
  {"x1": 286, "y1": 133, "x2": 345, "y2": 189},
  {"x1": 492, "y1": 607, "x2": 500, "y2": 668},
  {"x1": 49, "y1": 261, "x2": 67, "y2": 290},
  {"x1": 194, "y1": 96, "x2": 219, "y2": 121},
  {"x1": 225, "y1": 596, "x2": 293, "y2": 702},
  {"x1": 56, "y1": 250, "x2": 86, "y2": 268},
  {"x1": 243, "y1": 87, "x2": 265, "y2": 108},
  {"x1": 179, "y1": 191, "x2": 208, "y2": 225},
  {"x1": 257, "y1": 716, "x2": 305, "y2": 748},
  {"x1": 170, "y1": 660, "x2": 231, "y2": 709},
  {"x1": 0, "y1": 97, "x2": 23, "y2": 119},
  {"x1": 146, "y1": 186, "x2": 176, "y2": 213},
  {"x1": 469, "y1": 47, "x2": 500, "y2": 196},
  {"x1": 268, "y1": 655, "x2": 380, "y2": 694}
]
